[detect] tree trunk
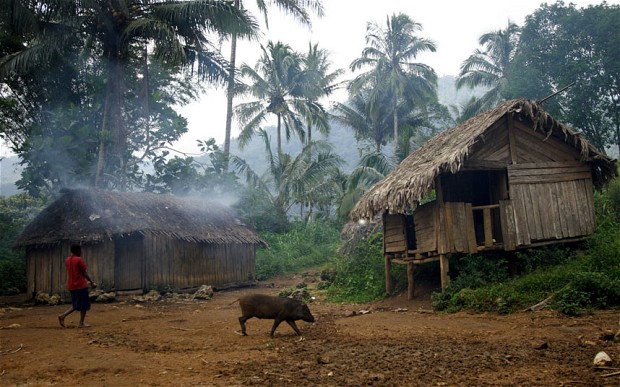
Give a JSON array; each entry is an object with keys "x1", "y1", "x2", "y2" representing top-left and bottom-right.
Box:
[
  {"x1": 393, "y1": 99, "x2": 399, "y2": 149},
  {"x1": 277, "y1": 114, "x2": 282, "y2": 154},
  {"x1": 95, "y1": 49, "x2": 125, "y2": 189},
  {"x1": 223, "y1": 0, "x2": 240, "y2": 173}
]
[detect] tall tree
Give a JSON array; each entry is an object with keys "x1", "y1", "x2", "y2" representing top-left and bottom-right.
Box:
[
  {"x1": 331, "y1": 89, "x2": 392, "y2": 153},
  {"x1": 0, "y1": 0, "x2": 258, "y2": 189},
  {"x1": 457, "y1": 21, "x2": 520, "y2": 119},
  {"x1": 507, "y1": 2, "x2": 620, "y2": 154},
  {"x1": 300, "y1": 42, "x2": 342, "y2": 144},
  {"x1": 236, "y1": 41, "x2": 320, "y2": 155},
  {"x1": 349, "y1": 13, "x2": 437, "y2": 146},
  {"x1": 223, "y1": 0, "x2": 324, "y2": 171}
]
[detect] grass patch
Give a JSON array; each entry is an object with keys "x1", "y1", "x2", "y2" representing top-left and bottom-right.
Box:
[{"x1": 256, "y1": 220, "x2": 341, "y2": 280}]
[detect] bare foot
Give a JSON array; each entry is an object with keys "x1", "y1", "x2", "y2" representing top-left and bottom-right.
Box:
[
  {"x1": 58, "y1": 315, "x2": 65, "y2": 328},
  {"x1": 78, "y1": 324, "x2": 92, "y2": 328}
]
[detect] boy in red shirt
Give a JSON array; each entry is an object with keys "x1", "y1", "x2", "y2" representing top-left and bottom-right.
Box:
[{"x1": 58, "y1": 245, "x2": 97, "y2": 328}]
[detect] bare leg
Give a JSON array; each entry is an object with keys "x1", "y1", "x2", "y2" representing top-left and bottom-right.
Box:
[
  {"x1": 58, "y1": 307, "x2": 74, "y2": 328},
  {"x1": 78, "y1": 310, "x2": 91, "y2": 328}
]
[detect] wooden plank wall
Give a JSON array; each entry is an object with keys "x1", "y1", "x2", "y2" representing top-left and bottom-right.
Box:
[
  {"x1": 414, "y1": 202, "x2": 436, "y2": 253},
  {"x1": 441, "y1": 202, "x2": 475, "y2": 254},
  {"x1": 142, "y1": 233, "x2": 256, "y2": 290},
  {"x1": 384, "y1": 214, "x2": 407, "y2": 253},
  {"x1": 508, "y1": 162, "x2": 595, "y2": 244},
  {"x1": 26, "y1": 242, "x2": 115, "y2": 296},
  {"x1": 84, "y1": 242, "x2": 115, "y2": 291}
]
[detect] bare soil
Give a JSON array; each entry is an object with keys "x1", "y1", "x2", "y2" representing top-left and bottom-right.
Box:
[{"x1": 1, "y1": 273, "x2": 619, "y2": 387}]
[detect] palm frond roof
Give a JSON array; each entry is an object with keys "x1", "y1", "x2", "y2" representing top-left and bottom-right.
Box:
[{"x1": 14, "y1": 189, "x2": 265, "y2": 247}]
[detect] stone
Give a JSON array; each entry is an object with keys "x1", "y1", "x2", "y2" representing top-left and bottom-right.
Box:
[
  {"x1": 193, "y1": 285, "x2": 214, "y2": 300},
  {"x1": 593, "y1": 351, "x2": 612, "y2": 367}
]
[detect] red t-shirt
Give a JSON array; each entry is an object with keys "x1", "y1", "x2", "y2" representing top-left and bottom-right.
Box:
[{"x1": 65, "y1": 255, "x2": 88, "y2": 291}]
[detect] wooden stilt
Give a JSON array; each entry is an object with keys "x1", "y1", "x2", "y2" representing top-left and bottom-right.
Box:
[
  {"x1": 384, "y1": 254, "x2": 393, "y2": 294},
  {"x1": 407, "y1": 261, "x2": 415, "y2": 300},
  {"x1": 440, "y1": 254, "x2": 450, "y2": 290}
]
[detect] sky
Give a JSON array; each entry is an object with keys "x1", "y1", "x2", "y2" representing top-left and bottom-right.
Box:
[{"x1": 173, "y1": 0, "x2": 615, "y2": 156}]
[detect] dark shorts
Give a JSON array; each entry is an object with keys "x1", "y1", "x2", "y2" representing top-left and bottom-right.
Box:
[{"x1": 70, "y1": 288, "x2": 91, "y2": 311}]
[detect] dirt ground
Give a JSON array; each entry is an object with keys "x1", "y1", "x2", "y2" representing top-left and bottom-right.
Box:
[{"x1": 1, "y1": 273, "x2": 620, "y2": 387}]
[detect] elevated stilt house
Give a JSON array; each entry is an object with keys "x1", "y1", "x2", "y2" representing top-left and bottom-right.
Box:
[
  {"x1": 14, "y1": 189, "x2": 265, "y2": 297},
  {"x1": 350, "y1": 99, "x2": 617, "y2": 299}
]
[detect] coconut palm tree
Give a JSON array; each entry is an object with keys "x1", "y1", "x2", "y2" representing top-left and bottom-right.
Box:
[
  {"x1": 223, "y1": 0, "x2": 324, "y2": 171},
  {"x1": 456, "y1": 21, "x2": 520, "y2": 119},
  {"x1": 235, "y1": 41, "x2": 314, "y2": 155},
  {"x1": 0, "y1": 0, "x2": 258, "y2": 189},
  {"x1": 349, "y1": 12, "x2": 437, "y2": 147},
  {"x1": 337, "y1": 151, "x2": 394, "y2": 220},
  {"x1": 299, "y1": 42, "x2": 343, "y2": 145},
  {"x1": 331, "y1": 89, "x2": 393, "y2": 153},
  {"x1": 231, "y1": 128, "x2": 343, "y2": 218}
]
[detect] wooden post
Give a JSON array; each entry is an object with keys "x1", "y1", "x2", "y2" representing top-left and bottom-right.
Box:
[
  {"x1": 440, "y1": 254, "x2": 450, "y2": 290},
  {"x1": 407, "y1": 261, "x2": 415, "y2": 300},
  {"x1": 384, "y1": 254, "x2": 393, "y2": 294}
]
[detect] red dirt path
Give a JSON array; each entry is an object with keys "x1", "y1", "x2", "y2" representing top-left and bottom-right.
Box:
[{"x1": 1, "y1": 273, "x2": 619, "y2": 386}]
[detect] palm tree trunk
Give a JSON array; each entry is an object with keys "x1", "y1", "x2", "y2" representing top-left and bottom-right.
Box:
[
  {"x1": 277, "y1": 114, "x2": 282, "y2": 154},
  {"x1": 393, "y1": 100, "x2": 399, "y2": 148},
  {"x1": 223, "y1": 0, "x2": 240, "y2": 173},
  {"x1": 95, "y1": 50, "x2": 125, "y2": 189}
]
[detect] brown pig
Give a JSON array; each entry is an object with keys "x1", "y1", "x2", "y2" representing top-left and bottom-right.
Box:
[{"x1": 237, "y1": 294, "x2": 315, "y2": 337}]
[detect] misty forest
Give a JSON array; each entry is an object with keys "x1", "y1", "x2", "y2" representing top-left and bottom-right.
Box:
[{"x1": 1, "y1": 0, "x2": 620, "y2": 316}]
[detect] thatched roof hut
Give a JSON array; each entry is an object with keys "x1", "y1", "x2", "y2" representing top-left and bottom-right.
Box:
[
  {"x1": 350, "y1": 99, "x2": 617, "y2": 298},
  {"x1": 15, "y1": 189, "x2": 264, "y2": 296},
  {"x1": 351, "y1": 98, "x2": 616, "y2": 221}
]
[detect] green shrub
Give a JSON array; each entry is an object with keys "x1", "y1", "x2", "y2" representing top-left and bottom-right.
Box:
[
  {"x1": 0, "y1": 252, "x2": 26, "y2": 295},
  {"x1": 325, "y1": 233, "x2": 408, "y2": 303},
  {"x1": 255, "y1": 221, "x2": 340, "y2": 280},
  {"x1": 604, "y1": 178, "x2": 620, "y2": 219},
  {"x1": 0, "y1": 194, "x2": 47, "y2": 295},
  {"x1": 551, "y1": 271, "x2": 620, "y2": 315}
]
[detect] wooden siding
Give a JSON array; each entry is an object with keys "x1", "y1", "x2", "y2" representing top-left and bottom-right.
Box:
[
  {"x1": 26, "y1": 235, "x2": 257, "y2": 296},
  {"x1": 513, "y1": 121, "x2": 581, "y2": 163},
  {"x1": 467, "y1": 117, "x2": 511, "y2": 164},
  {"x1": 508, "y1": 163, "x2": 595, "y2": 244},
  {"x1": 384, "y1": 214, "x2": 407, "y2": 253},
  {"x1": 414, "y1": 202, "x2": 437, "y2": 253},
  {"x1": 142, "y1": 233, "x2": 255, "y2": 290},
  {"x1": 115, "y1": 235, "x2": 143, "y2": 290},
  {"x1": 441, "y1": 202, "x2": 475, "y2": 254}
]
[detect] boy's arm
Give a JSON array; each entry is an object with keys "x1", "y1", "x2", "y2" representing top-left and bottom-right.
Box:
[{"x1": 82, "y1": 269, "x2": 97, "y2": 288}]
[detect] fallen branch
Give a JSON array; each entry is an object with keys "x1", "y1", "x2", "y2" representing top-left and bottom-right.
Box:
[
  {"x1": 602, "y1": 371, "x2": 620, "y2": 378},
  {"x1": 523, "y1": 294, "x2": 554, "y2": 312},
  {"x1": 0, "y1": 344, "x2": 23, "y2": 355},
  {"x1": 596, "y1": 366, "x2": 620, "y2": 370}
]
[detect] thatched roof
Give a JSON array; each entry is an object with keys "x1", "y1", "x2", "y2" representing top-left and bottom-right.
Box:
[
  {"x1": 14, "y1": 189, "x2": 265, "y2": 247},
  {"x1": 351, "y1": 98, "x2": 617, "y2": 221}
]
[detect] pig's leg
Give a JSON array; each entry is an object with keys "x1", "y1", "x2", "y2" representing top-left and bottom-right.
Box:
[
  {"x1": 238, "y1": 316, "x2": 249, "y2": 335},
  {"x1": 270, "y1": 318, "x2": 283, "y2": 337},
  {"x1": 286, "y1": 320, "x2": 302, "y2": 336}
]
